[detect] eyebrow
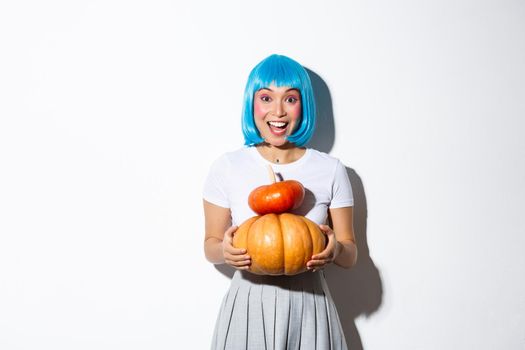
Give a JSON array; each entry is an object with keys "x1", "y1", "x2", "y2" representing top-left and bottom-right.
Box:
[{"x1": 259, "y1": 87, "x2": 299, "y2": 93}]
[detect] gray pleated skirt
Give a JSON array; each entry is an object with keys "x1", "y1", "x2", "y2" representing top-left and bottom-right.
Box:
[{"x1": 211, "y1": 269, "x2": 348, "y2": 350}]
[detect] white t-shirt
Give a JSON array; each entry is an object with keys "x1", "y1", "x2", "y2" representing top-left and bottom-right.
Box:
[{"x1": 203, "y1": 147, "x2": 354, "y2": 226}]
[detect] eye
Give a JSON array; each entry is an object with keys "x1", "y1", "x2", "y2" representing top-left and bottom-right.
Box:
[
  {"x1": 285, "y1": 96, "x2": 299, "y2": 103},
  {"x1": 260, "y1": 95, "x2": 271, "y2": 102}
]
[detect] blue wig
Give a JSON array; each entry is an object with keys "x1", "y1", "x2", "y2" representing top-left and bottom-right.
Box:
[{"x1": 241, "y1": 54, "x2": 316, "y2": 147}]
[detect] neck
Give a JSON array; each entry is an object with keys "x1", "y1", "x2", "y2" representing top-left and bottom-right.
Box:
[{"x1": 256, "y1": 143, "x2": 306, "y2": 164}]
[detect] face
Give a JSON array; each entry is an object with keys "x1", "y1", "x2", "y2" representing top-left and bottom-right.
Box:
[{"x1": 253, "y1": 85, "x2": 302, "y2": 147}]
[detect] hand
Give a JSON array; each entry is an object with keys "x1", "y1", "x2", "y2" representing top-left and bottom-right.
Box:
[
  {"x1": 222, "y1": 226, "x2": 251, "y2": 270},
  {"x1": 306, "y1": 224, "x2": 339, "y2": 272}
]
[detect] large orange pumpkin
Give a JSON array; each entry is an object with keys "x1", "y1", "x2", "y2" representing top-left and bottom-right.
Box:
[{"x1": 233, "y1": 213, "x2": 326, "y2": 276}]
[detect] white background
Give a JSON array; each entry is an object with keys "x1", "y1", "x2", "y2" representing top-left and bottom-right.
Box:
[{"x1": 1, "y1": 1, "x2": 524, "y2": 349}]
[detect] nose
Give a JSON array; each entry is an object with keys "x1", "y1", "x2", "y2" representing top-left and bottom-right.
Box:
[{"x1": 273, "y1": 101, "x2": 286, "y2": 117}]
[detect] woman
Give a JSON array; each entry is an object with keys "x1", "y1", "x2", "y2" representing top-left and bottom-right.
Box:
[{"x1": 203, "y1": 54, "x2": 357, "y2": 350}]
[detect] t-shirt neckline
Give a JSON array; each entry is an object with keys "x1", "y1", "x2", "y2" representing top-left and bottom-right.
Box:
[{"x1": 248, "y1": 146, "x2": 312, "y2": 169}]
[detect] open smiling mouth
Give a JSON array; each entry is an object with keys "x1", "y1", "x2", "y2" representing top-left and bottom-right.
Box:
[{"x1": 267, "y1": 121, "x2": 288, "y2": 136}]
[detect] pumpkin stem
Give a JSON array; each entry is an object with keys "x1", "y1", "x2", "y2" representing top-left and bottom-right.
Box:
[{"x1": 267, "y1": 164, "x2": 276, "y2": 184}]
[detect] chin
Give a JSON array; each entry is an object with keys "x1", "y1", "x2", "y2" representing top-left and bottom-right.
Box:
[
  {"x1": 271, "y1": 141, "x2": 291, "y2": 148},
  {"x1": 264, "y1": 137, "x2": 287, "y2": 147}
]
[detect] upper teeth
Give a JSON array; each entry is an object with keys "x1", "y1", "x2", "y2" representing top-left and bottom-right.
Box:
[{"x1": 269, "y1": 121, "x2": 287, "y2": 127}]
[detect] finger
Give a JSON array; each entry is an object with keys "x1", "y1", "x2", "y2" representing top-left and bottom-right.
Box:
[
  {"x1": 318, "y1": 226, "x2": 335, "y2": 248},
  {"x1": 306, "y1": 259, "x2": 328, "y2": 269},
  {"x1": 311, "y1": 244, "x2": 335, "y2": 260},
  {"x1": 308, "y1": 254, "x2": 335, "y2": 266},
  {"x1": 308, "y1": 264, "x2": 326, "y2": 272},
  {"x1": 313, "y1": 232, "x2": 337, "y2": 259},
  {"x1": 223, "y1": 226, "x2": 244, "y2": 255},
  {"x1": 223, "y1": 243, "x2": 247, "y2": 255},
  {"x1": 236, "y1": 263, "x2": 252, "y2": 270},
  {"x1": 224, "y1": 225, "x2": 238, "y2": 240},
  {"x1": 225, "y1": 244, "x2": 248, "y2": 255},
  {"x1": 226, "y1": 258, "x2": 252, "y2": 267},
  {"x1": 311, "y1": 250, "x2": 331, "y2": 260},
  {"x1": 225, "y1": 252, "x2": 251, "y2": 262},
  {"x1": 319, "y1": 224, "x2": 334, "y2": 235},
  {"x1": 229, "y1": 260, "x2": 251, "y2": 267}
]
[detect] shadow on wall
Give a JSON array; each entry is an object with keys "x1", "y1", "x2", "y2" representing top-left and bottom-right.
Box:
[
  {"x1": 305, "y1": 68, "x2": 336, "y2": 154},
  {"x1": 307, "y1": 68, "x2": 383, "y2": 350},
  {"x1": 324, "y1": 167, "x2": 383, "y2": 350},
  {"x1": 214, "y1": 68, "x2": 383, "y2": 350}
]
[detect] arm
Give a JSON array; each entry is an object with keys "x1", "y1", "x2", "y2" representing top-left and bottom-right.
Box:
[
  {"x1": 307, "y1": 206, "x2": 358, "y2": 271},
  {"x1": 203, "y1": 199, "x2": 251, "y2": 269},
  {"x1": 329, "y1": 206, "x2": 358, "y2": 268}
]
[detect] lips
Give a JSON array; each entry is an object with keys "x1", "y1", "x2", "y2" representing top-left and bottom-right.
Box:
[{"x1": 267, "y1": 121, "x2": 288, "y2": 136}]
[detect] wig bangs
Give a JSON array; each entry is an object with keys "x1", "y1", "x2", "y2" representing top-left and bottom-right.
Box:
[{"x1": 251, "y1": 60, "x2": 303, "y2": 93}]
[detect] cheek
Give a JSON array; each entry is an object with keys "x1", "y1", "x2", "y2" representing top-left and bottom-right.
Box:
[
  {"x1": 253, "y1": 101, "x2": 266, "y2": 118},
  {"x1": 289, "y1": 104, "x2": 302, "y2": 120}
]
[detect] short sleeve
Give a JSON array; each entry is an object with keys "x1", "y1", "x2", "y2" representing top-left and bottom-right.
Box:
[
  {"x1": 202, "y1": 155, "x2": 230, "y2": 208},
  {"x1": 330, "y1": 160, "x2": 354, "y2": 208}
]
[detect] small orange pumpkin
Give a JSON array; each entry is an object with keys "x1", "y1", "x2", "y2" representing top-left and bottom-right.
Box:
[
  {"x1": 233, "y1": 213, "x2": 326, "y2": 276},
  {"x1": 248, "y1": 165, "x2": 305, "y2": 215}
]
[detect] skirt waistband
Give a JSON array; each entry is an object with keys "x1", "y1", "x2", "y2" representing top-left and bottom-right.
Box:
[{"x1": 232, "y1": 269, "x2": 327, "y2": 292}]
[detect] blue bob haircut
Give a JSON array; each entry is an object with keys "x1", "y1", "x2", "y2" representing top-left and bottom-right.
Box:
[{"x1": 241, "y1": 54, "x2": 316, "y2": 147}]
